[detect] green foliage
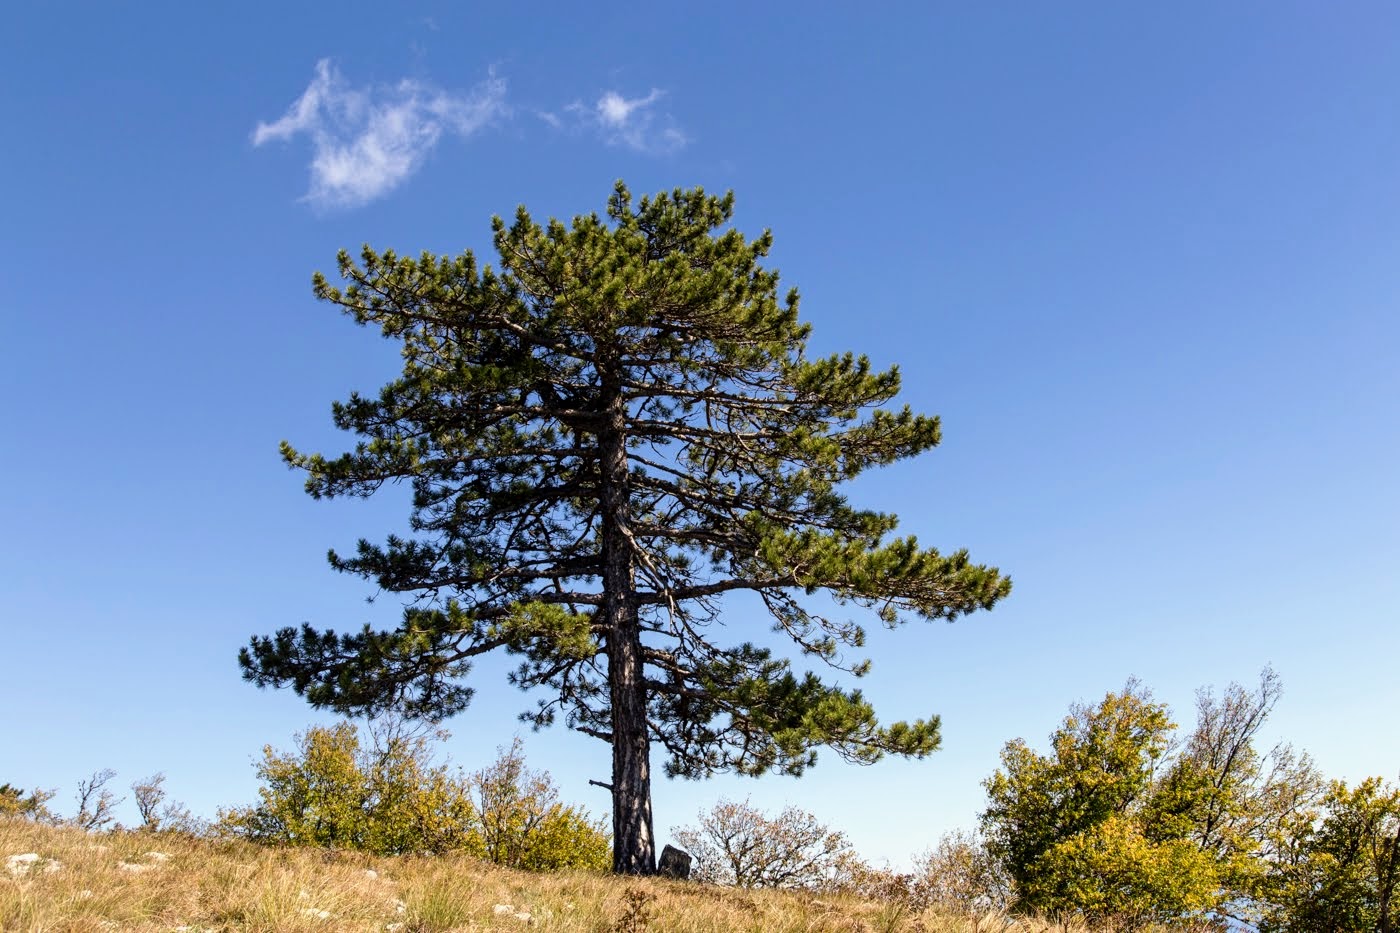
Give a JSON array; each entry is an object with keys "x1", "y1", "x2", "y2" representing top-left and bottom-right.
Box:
[
  {"x1": 0, "y1": 783, "x2": 56, "y2": 823},
  {"x1": 471, "y1": 737, "x2": 611, "y2": 872},
  {"x1": 981, "y1": 670, "x2": 1326, "y2": 928},
  {"x1": 217, "y1": 721, "x2": 475, "y2": 855},
  {"x1": 1018, "y1": 815, "x2": 1219, "y2": 924},
  {"x1": 1260, "y1": 776, "x2": 1400, "y2": 933},
  {"x1": 1169, "y1": 668, "x2": 1323, "y2": 913},
  {"x1": 239, "y1": 183, "x2": 1010, "y2": 870},
  {"x1": 981, "y1": 681, "x2": 1218, "y2": 925},
  {"x1": 217, "y1": 722, "x2": 608, "y2": 871}
]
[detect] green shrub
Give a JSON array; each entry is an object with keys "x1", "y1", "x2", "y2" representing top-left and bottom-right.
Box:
[
  {"x1": 217, "y1": 722, "x2": 609, "y2": 870},
  {"x1": 0, "y1": 783, "x2": 56, "y2": 823}
]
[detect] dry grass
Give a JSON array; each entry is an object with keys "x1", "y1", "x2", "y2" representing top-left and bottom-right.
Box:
[{"x1": 1, "y1": 819, "x2": 1160, "y2": 932}]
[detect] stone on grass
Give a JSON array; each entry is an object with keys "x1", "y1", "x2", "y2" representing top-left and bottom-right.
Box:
[
  {"x1": 5, "y1": 853, "x2": 38, "y2": 875},
  {"x1": 658, "y1": 844, "x2": 693, "y2": 880}
]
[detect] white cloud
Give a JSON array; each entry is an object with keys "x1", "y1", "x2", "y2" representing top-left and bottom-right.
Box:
[
  {"x1": 597, "y1": 89, "x2": 662, "y2": 127},
  {"x1": 252, "y1": 60, "x2": 507, "y2": 209},
  {"x1": 562, "y1": 88, "x2": 687, "y2": 155}
]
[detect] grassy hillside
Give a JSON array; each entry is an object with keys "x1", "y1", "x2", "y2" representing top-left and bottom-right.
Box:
[{"x1": 1, "y1": 819, "x2": 1149, "y2": 932}]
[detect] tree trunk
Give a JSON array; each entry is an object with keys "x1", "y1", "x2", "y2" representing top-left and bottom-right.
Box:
[
  {"x1": 598, "y1": 375, "x2": 656, "y2": 875},
  {"x1": 1378, "y1": 825, "x2": 1398, "y2": 933}
]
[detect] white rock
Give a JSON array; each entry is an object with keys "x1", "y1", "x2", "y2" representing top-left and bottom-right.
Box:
[
  {"x1": 513, "y1": 911, "x2": 532, "y2": 923},
  {"x1": 145, "y1": 851, "x2": 171, "y2": 862},
  {"x1": 117, "y1": 861, "x2": 152, "y2": 873},
  {"x1": 493, "y1": 904, "x2": 516, "y2": 915},
  {"x1": 392, "y1": 898, "x2": 407, "y2": 914},
  {"x1": 300, "y1": 908, "x2": 331, "y2": 920},
  {"x1": 5, "y1": 853, "x2": 39, "y2": 875},
  {"x1": 363, "y1": 868, "x2": 378, "y2": 880}
]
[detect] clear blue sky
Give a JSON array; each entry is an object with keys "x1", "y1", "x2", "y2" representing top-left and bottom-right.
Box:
[{"x1": 2, "y1": 3, "x2": 1396, "y2": 868}]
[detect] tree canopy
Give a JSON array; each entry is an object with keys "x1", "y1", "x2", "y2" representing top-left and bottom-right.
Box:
[
  {"x1": 1261, "y1": 776, "x2": 1400, "y2": 933},
  {"x1": 981, "y1": 670, "x2": 1324, "y2": 927},
  {"x1": 241, "y1": 183, "x2": 1010, "y2": 873}
]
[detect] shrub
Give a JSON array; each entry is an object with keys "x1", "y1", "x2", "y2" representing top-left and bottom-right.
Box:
[
  {"x1": 912, "y1": 829, "x2": 1009, "y2": 911},
  {"x1": 0, "y1": 783, "x2": 56, "y2": 823},
  {"x1": 217, "y1": 720, "x2": 477, "y2": 855},
  {"x1": 673, "y1": 798, "x2": 853, "y2": 888},
  {"x1": 470, "y1": 737, "x2": 610, "y2": 871},
  {"x1": 218, "y1": 721, "x2": 610, "y2": 870}
]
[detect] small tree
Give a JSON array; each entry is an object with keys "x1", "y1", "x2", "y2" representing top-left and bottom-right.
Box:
[
  {"x1": 240, "y1": 183, "x2": 1011, "y2": 873},
  {"x1": 0, "y1": 783, "x2": 56, "y2": 823},
  {"x1": 1166, "y1": 667, "x2": 1323, "y2": 919},
  {"x1": 129, "y1": 773, "x2": 203, "y2": 835},
  {"x1": 217, "y1": 721, "x2": 477, "y2": 854},
  {"x1": 1261, "y1": 776, "x2": 1400, "y2": 933},
  {"x1": 981, "y1": 682, "x2": 1220, "y2": 925},
  {"x1": 73, "y1": 768, "x2": 122, "y2": 832},
  {"x1": 471, "y1": 737, "x2": 610, "y2": 871},
  {"x1": 131, "y1": 772, "x2": 166, "y2": 829},
  {"x1": 673, "y1": 797, "x2": 853, "y2": 888},
  {"x1": 982, "y1": 671, "x2": 1323, "y2": 927},
  {"x1": 912, "y1": 829, "x2": 1009, "y2": 911},
  {"x1": 218, "y1": 721, "x2": 608, "y2": 869}
]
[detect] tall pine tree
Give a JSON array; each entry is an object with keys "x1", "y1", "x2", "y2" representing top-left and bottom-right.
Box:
[{"x1": 241, "y1": 184, "x2": 1010, "y2": 873}]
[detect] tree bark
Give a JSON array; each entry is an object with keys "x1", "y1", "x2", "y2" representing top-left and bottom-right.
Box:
[
  {"x1": 598, "y1": 373, "x2": 656, "y2": 875},
  {"x1": 1378, "y1": 824, "x2": 1397, "y2": 933}
]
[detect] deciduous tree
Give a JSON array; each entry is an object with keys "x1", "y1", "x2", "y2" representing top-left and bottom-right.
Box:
[
  {"x1": 1165, "y1": 668, "x2": 1322, "y2": 920},
  {"x1": 1261, "y1": 776, "x2": 1400, "y2": 933},
  {"x1": 0, "y1": 783, "x2": 56, "y2": 823},
  {"x1": 981, "y1": 672, "x2": 1324, "y2": 927},
  {"x1": 240, "y1": 183, "x2": 1010, "y2": 873},
  {"x1": 217, "y1": 721, "x2": 608, "y2": 869},
  {"x1": 73, "y1": 768, "x2": 122, "y2": 832},
  {"x1": 217, "y1": 721, "x2": 476, "y2": 854},
  {"x1": 470, "y1": 737, "x2": 610, "y2": 872},
  {"x1": 912, "y1": 829, "x2": 1009, "y2": 911},
  {"x1": 981, "y1": 682, "x2": 1219, "y2": 925},
  {"x1": 673, "y1": 797, "x2": 853, "y2": 888}
]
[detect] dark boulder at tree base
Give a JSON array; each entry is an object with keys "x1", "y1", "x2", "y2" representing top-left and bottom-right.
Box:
[{"x1": 657, "y1": 844, "x2": 693, "y2": 880}]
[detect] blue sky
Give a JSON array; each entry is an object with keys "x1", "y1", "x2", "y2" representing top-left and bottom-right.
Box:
[{"x1": 2, "y1": 3, "x2": 1396, "y2": 868}]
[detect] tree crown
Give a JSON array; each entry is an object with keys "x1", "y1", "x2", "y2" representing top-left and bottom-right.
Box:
[{"x1": 242, "y1": 182, "x2": 1010, "y2": 784}]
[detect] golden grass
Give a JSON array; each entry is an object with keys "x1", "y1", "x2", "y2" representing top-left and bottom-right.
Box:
[{"x1": 0, "y1": 819, "x2": 1152, "y2": 932}]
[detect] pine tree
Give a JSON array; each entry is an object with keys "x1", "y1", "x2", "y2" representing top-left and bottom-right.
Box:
[{"x1": 241, "y1": 183, "x2": 1010, "y2": 873}]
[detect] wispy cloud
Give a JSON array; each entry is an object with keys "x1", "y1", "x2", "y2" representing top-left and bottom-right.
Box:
[
  {"x1": 559, "y1": 88, "x2": 688, "y2": 154},
  {"x1": 252, "y1": 60, "x2": 507, "y2": 208}
]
